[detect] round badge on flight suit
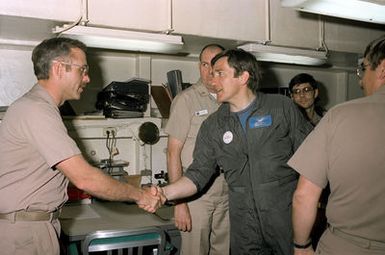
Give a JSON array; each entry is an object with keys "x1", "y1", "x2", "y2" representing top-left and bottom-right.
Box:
[{"x1": 223, "y1": 131, "x2": 233, "y2": 144}]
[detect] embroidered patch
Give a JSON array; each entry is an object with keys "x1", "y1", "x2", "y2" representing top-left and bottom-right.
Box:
[{"x1": 249, "y1": 115, "x2": 272, "y2": 128}]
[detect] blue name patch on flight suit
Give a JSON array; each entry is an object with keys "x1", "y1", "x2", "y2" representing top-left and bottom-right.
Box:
[{"x1": 249, "y1": 115, "x2": 272, "y2": 128}]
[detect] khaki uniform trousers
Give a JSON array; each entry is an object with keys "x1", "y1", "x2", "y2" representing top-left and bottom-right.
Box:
[
  {"x1": 180, "y1": 174, "x2": 230, "y2": 255},
  {"x1": 316, "y1": 227, "x2": 385, "y2": 255},
  {"x1": 0, "y1": 218, "x2": 60, "y2": 255}
]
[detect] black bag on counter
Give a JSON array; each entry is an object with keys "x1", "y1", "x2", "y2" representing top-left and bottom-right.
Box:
[{"x1": 95, "y1": 79, "x2": 150, "y2": 118}]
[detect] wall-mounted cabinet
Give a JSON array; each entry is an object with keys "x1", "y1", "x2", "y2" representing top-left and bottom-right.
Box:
[
  {"x1": 324, "y1": 19, "x2": 385, "y2": 54},
  {"x1": 0, "y1": 0, "x2": 80, "y2": 21},
  {"x1": 270, "y1": 0, "x2": 321, "y2": 49},
  {"x1": 87, "y1": 0, "x2": 171, "y2": 32},
  {"x1": 0, "y1": 0, "x2": 80, "y2": 44},
  {"x1": 172, "y1": 0, "x2": 267, "y2": 42},
  {"x1": 2, "y1": 0, "x2": 383, "y2": 56},
  {"x1": 89, "y1": 0, "x2": 269, "y2": 42},
  {"x1": 272, "y1": 0, "x2": 385, "y2": 53}
]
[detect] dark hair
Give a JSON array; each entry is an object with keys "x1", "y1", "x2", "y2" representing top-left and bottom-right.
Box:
[
  {"x1": 199, "y1": 44, "x2": 225, "y2": 61},
  {"x1": 289, "y1": 73, "x2": 326, "y2": 120},
  {"x1": 211, "y1": 48, "x2": 262, "y2": 93},
  {"x1": 288, "y1": 73, "x2": 318, "y2": 92},
  {"x1": 32, "y1": 37, "x2": 87, "y2": 80},
  {"x1": 364, "y1": 35, "x2": 385, "y2": 71}
]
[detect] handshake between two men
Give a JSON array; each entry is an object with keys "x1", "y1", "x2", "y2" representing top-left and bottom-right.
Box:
[
  {"x1": 135, "y1": 177, "x2": 198, "y2": 213},
  {"x1": 136, "y1": 185, "x2": 167, "y2": 213}
]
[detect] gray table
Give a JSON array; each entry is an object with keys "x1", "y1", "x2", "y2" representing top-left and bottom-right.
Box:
[{"x1": 60, "y1": 201, "x2": 180, "y2": 254}]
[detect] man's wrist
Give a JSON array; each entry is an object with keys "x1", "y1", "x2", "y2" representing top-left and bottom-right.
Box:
[
  {"x1": 133, "y1": 186, "x2": 144, "y2": 203},
  {"x1": 160, "y1": 187, "x2": 168, "y2": 202},
  {"x1": 161, "y1": 186, "x2": 173, "y2": 205},
  {"x1": 293, "y1": 238, "x2": 312, "y2": 249}
]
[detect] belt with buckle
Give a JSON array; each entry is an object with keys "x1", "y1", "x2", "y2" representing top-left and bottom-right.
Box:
[{"x1": 0, "y1": 210, "x2": 60, "y2": 223}]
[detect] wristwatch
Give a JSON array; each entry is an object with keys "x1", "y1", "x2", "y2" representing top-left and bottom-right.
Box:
[{"x1": 293, "y1": 239, "x2": 312, "y2": 249}]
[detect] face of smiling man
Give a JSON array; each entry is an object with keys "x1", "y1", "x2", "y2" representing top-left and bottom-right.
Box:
[
  {"x1": 211, "y1": 56, "x2": 244, "y2": 105},
  {"x1": 291, "y1": 82, "x2": 318, "y2": 110},
  {"x1": 56, "y1": 47, "x2": 90, "y2": 103}
]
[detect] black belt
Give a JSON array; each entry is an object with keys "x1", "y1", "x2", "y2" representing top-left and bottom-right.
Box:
[{"x1": 0, "y1": 210, "x2": 60, "y2": 223}]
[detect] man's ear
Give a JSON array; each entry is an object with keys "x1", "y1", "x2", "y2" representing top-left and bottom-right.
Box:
[
  {"x1": 51, "y1": 61, "x2": 62, "y2": 79},
  {"x1": 378, "y1": 59, "x2": 385, "y2": 80},
  {"x1": 239, "y1": 71, "x2": 250, "y2": 85}
]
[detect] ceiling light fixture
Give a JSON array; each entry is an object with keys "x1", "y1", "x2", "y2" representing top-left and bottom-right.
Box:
[
  {"x1": 281, "y1": 0, "x2": 385, "y2": 25},
  {"x1": 53, "y1": 25, "x2": 184, "y2": 53},
  {"x1": 238, "y1": 43, "x2": 328, "y2": 66}
]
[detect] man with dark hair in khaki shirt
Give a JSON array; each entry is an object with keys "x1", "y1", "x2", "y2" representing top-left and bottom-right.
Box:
[
  {"x1": 289, "y1": 35, "x2": 385, "y2": 255},
  {"x1": 0, "y1": 37, "x2": 162, "y2": 255}
]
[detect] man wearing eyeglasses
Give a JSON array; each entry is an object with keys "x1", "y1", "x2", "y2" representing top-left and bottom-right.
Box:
[
  {"x1": 288, "y1": 73, "x2": 326, "y2": 126},
  {"x1": 289, "y1": 35, "x2": 385, "y2": 255},
  {"x1": 0, "y1": 37, "x2": 162, "y2": 255}
]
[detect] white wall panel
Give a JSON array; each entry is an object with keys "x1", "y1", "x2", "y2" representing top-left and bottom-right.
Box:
[
  {"x1": 0, "y1": 49, "x2": 35, "y2": 106},
  {"x1": 151, "y1": 56, "x2": 199, "y2": 85}
]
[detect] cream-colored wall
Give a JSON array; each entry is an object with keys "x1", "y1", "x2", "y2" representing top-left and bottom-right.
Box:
[
  {"x1": 0, "y1": 48, "x2": 201, "y2": 112},
  {"x1": 0, "y1": 48, "x2": 36, "y2": 106},
  {"x1": 0, "y1": 46, "x2": 364, "y2": 182},
  {"x1": 0, "y1": 47, "x2": 362, "y2": 110}
]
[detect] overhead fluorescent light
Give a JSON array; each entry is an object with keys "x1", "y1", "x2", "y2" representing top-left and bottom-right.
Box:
[
  {"x1": 281, "y1": 0, "x2": 385, "y2": 25},
  {"x1": 238, "y1": 43, "x2": 327, "y2": 66},
  {"x1": 54, "y1": 25, "x2": 183, "y2": 53}
]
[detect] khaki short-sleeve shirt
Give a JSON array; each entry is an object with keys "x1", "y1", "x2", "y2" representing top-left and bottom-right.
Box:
[
  {"x1": 164, "y1": 80, "x2": 219, "y2": 168},
  {"x1": 0, "y1": 84, "x2": 81, "y2": 213},
  {"x1": 288, "y1": 85, "x2": 385, "y2": 242}
]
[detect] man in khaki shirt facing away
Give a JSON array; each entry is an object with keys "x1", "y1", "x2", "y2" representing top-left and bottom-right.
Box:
[{"x1": 289, "y1": 35, "x2": 385, "y2": 255}]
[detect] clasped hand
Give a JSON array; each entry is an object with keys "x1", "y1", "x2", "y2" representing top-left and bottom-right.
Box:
[{"x1": 137, "y1": 185, "x2": 167, "y2": 213}]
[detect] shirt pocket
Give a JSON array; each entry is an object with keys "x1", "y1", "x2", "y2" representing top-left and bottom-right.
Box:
[{"x1": 188, "y1": 115, "x2": 206, "y2": 138}]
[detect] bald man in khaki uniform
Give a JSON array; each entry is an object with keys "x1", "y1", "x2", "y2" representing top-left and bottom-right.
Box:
[{"x1": 165, "y1": 44, "x2": 230, "y2": 255}]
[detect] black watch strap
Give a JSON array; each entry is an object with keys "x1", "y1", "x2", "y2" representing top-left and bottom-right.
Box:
[{"x1": 293, "y1": 239, "x2": 312, "y2": 249}]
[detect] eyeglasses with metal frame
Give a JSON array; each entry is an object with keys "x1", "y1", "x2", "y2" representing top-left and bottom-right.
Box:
[
  {"x1": 356, "y1": 63, "x2": 370, "y2": 79},
  {"x1": 54, "y1": 60, "x2": 89, "y2": 75},
  {"x1": 291, "y1": 87, "x2": 314, "y2": 95}
]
